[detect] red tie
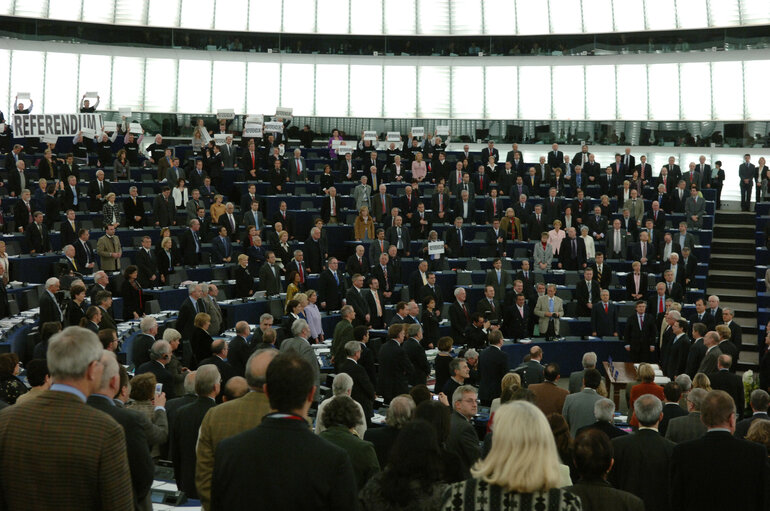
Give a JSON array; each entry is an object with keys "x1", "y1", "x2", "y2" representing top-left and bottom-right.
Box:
[
  {"x1": 479, "y1": 175, "x2": 483, "y2": 190},
  {"x1": 604, "y1": 303, "x2": 608, "y2": 314},
  {"x1": 659, "y1": 297, "x2": 664, "y2": 313},
  {"x1": 298, "y1": 262, "x2": 304, "y2": 282},
  {"x1": 251, "y1": 152, "x2": 255, "y2": 167},
  {"x1": 296, "y1": 160, "x2": 301, "y2": 176},
  {"x1": 463, "y1": 304, "x2": 468, "y2": 318}
]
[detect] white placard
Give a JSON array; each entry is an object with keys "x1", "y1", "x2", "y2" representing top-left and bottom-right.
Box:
[
  {"x1": 12, "y1": 113, "x2": 104, "y2": 137},
  {"x1": 129, "y1": 122, "x2": 143, "y2": 134},
  {"x1": 386, "y1": 132, "x2": 401, "y2": 142},
  {"x1": 245, "y1": 114, "x2": 264, "y2": 124},
  {"x1": 80, "y1": 127, "x2": 96, "y2": 139},
  {"x1": 436, "y1": 125, "x2": 450, "y2": 136},
  {"x1": 337, "y1": 145, "x2": 354, "y2": 155},
  {"x1": 428, "y1": 241, "x2": 445, "y2": 255},
  {"x1": 40, "y1": 133, "x2": 59, "y2": 144},
  {"x1": 85, "y1": 91, "x2": 99, "y2": 97},
  {"x1": 216, "y1": 109, "x2": 235, "y2": 120},
  {"x1": 332, "y1": 139, "x2": 343, "y2": 149},
  {"x1": 264, "y1": 121, "x2": 284, "y2": 133},
  {"x1": 275, "y1": 107, "x2": 293, "y2": 118},
  {"x1": 411, "y1": 127, "x2": 425, "y2": 137},
  {"x1": 363, "y1": 130, "x2": 377, "y2": 141},
  {"x1": 214, "y1": 134, "x2": 228, "y2": 144},
  {"x1": 16, "y1": 92, "x2": 30, "y2": 101},
  {"x1": 243, "y1": 123, "x2": 262, "y2": 137},
  {"x1": 103, "y1": 121, "x2": 117, "y2": 132},
  {"x1": 199, "y1": 127, "x2": 211, "y2": 144},
  {"x1": 119, "y1": 107, "x2": 132, "y2": 118},
  {"x1": 0, "y1": 123, "x2": 4, "y2": 132}
]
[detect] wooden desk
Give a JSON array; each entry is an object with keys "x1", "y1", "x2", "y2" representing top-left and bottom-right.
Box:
[{"x1": 603, "y1": 361, "x2": 638, "y2": 409}]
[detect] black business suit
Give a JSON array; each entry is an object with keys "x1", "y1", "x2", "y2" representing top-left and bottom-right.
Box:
[
  {"x1": 478, "y1": 345, "x2": 509, "y2": 403},
  {"x1": 170, "y1": 396, "x2": 216, "y2": 499},
  {"x1": 707, "y1": 369, "x2": 744, "y2": 416},
  {"x1": 87, "y1": 395, "x2": 154, "y2": 510},
  {"x1": 376, "y1": 339, "x2": 414, "y2": 403},
  {"x1": 448, "y1": 301, "x2": 470, "y2": 344},
  {"x1": 135, "y1": 248, "x2": 158, "y2": 288},
  {"x1": 345, "y1": 286, "x2": 370, "y2": 327},
  {"x1": 135, "y1": 360, "x2": 176, "y2": 399},
  {"x1": 402, "y1": 337, "x2": 430, "y2": 386},
  {"x1": 624, "y1": 313, "x2": 657, "y2": 362},
  {"x1": 317, "y1": 269, "x2": 345, "y2": 311},
  {"x1": 339, "y1": 358, "x2": 376, "y2": 420},
  {"x1": 610, "y1": 429, "x2": 675, "y2": 511}
]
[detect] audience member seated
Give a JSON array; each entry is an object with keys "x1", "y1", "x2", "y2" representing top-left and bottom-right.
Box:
[{"x1": 0, "y1": 353, "x2": 28, "y2": 405}]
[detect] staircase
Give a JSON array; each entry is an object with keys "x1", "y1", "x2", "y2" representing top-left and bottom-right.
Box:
[{"x1": 707, "y1": 210, "x2": 758, "y2": 372}]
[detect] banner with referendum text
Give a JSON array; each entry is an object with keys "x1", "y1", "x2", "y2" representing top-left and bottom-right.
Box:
[{"x1": 12, "y1": 113, "x2": 104, "y2": 137}]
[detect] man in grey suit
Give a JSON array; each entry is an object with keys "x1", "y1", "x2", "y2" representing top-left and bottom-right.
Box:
[
  {"x1": 166, "y1": 158, "x2": 185, "y2": 185},
  {"x1": 562, "y1": 368, "x2": 603, "y2": 436},
  {"x1": 185, "y1": 189, "x2": 204, "y2": 221},
  {"x1": 697, "y1": 331, "x2": 722, "y2": 374},
  {"x1": 352, "y1": 175, "x2": 372, "y2": 211},
  {"x1": 287, "y1": 148, "x2": 308, "y2": 182},
  {"x1": 534, "y1": 284, "x2": 564, "y2": 338},
  {"x1": 218, "y1": 136, "x2": 237, "y2": 168},
  {"x1": 484, "y1": 258, "x2": 512, "y2": 300},
  {"x1": 684, "y1": 186, "x2": 706, "y2": 229},
  {"x1": 568, "y1": 352, "x2": 597, "y2": 394},
  {"x1": 665, "y1": 387, "x2": 708, "y2": 444},
  {"x1": 279, "y1": 319, "x2": 321, "y2": 401},
  {"x1": 738, "y1": 153, "x2": 755, "y2": 211},
  {"x1": 605, "y1": 219, "x2": 628, "y2": 259},
  {"x1": 258, "y1": 251, "x2": 282, "y2": 296},
  {"x1": 447, "y1": 385, "x2": 482, "y2": 477}
]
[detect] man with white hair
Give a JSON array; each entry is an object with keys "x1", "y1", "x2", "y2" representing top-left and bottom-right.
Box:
[
  {"x1": 135, "y1": 340, "x2": 176, "y2": 399},
  {"x1": 449, "y1": 287, "x2": 469, "y2": 344},
  {"x1": 447, "y1": 385, "x2": 482, "y2": 476},
  {"x1": 176, "y1": 283, "x2": 205, "y2": 341},
  {"x1": 40, "y1": 277, "x2": 63, "y2": 325},
  {"x1": 88, "y1": 270, "x2": 110, "y2": 303},
  {"x1": 131, "y1": 316, "x2": 158, "y2": 368},
  {"x1": 576, "y1": 398, "x2": 628, "y2": 439},
  {"x1": 569, "y1": 352, "x2": 598, "y2": 394},
  {"x1": 60, "y1": 244, "x2": 78, "y2": 274},
  {"x1": 665, "y1": 387, "x2": 708, "y2": 444},
  {"x1": 228, "y1": 321, "x2": 252, "y2": 377},
  {"x1": 339, "y1": 340, "x2": 375, "y2": 423},
  {"x1": 0, "y1": 327, "x2": 133, "y2": 509},
  {"x1": 202, "y1": 284, "x2": 223, "y2": 336},
  {"x1": 610, "y1": 394, "x2": 675, "y2": 511},
  {"x1": 288, "y1": 148, "x2": 307, "y2": 182},
  {"x1": 314, "y1": 372, "x2": 367, "y2": 438}
]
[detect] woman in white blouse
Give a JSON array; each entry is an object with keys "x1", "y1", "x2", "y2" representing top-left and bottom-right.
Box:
[
  {"x1": 579, "y1": 225, "x2": 595, "y2": 261},
  {"x1": 172, "y1": 178, "x2": 189, "y2": 209},
  {"x1": 304, "y1": 290, "x2": 324, "y2": 343}
]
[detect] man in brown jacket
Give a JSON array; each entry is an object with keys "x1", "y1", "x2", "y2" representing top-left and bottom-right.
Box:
[
  {"x1": 0, "y1": 326, "x2": 133, "y2": 510},
  {"x1": 529, "y1": 362, "x2": 569, "y2": 417},
  {"x1": 195, "y1": 348, "x2": 277, "y2": 510}
]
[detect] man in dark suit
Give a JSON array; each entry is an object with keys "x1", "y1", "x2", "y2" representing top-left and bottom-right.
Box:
[
  {"x1": 258, "y1": 252, "x2": 282, "y2": 296},
  {"x1": 198, "y1": 340, "x2": 237, "y2": 393},
  {"x1": 478, "y1": 331, "x2": 509, "y2": 405},
  {"x1": 671, "y1": 390, "x2": 767, "y2": 511},
  {"x1": 410, "y1": 201, "x2": 432, "y2": 239},
  {"x1": 575, "y1": 267, "x2": 601, "y2": 317},
  {"x1": 88, "y1": 350, "x2": 155, "y2": 511},
  {"x1": 420, "y1": 272, "x2": 444, "y2": 312},
  {"x1": 546, "y1": 143, "x2": 563, "y2": 168},
  {"x1": 558, "y1": 228, "x2": 586, "y2": 271},
  {"x1": 135, "y1": 340, "x2": 176, "y2": 400},
  {"x1": 130, "y1": 317, "x2": 158, "y2": 369},
  {"x1": 610, "y1": 394, "x2": 675, "y2": 511},
  {"x1": 475, "y1": 285, "x2": 502, "y2": 323},
  {"x1": 170, "y1": 364, "x2": 219, "y2": 500},
  {"x1": 317, "y1": 257, "x2": 345, "y2": 311},
  {"x1": 403, "y1": 324, "x2": 430, "y2": 386},
  {"x1": 176, "y1": 284, "x2": 206, "y2": 341},
  {"x1": 448, "y1": 288, "x2": 470, "y2": 345},
  {"x1": 591, "y1": 289, "x2": 619, "y2": 338},
  {"x1": 484, "y1": 218, "x2": 508, "y2": 258},
  {"x1": 738, "y1": 153, "x2": 755, "y2": 211},
  {"x1": 364, "y1": 278, "x2": 386, "y2": 329},
  {"x1": 345, "y1": 274, "x2": 370, "y2": 327},
  {"x1": 505, "y1": 292, "x2": 532, "y2": 340},
  {"x1": 179, "y1": 220, "x2": 203, "y2": 267},
  {"x1": 385, "y1": 216, "x2": 411, "y2": 256},
  {"x1": 735, "y1": 389, "x2": 770, "y2": 439},
  {"x1": 364, "y1": 395, "x2": 412, "y2": 467},
  {"x1": 376, "y1": 324, "x2": 415, "y2": 403},
  {"x1": 480, "y1": 141, "x2": 499, "y2": 165},
  {"x1": 345, "y1": 245, "x2": 368, "y2": 278},
  {"x1": 575, "y1": 398, "x2": 628, "y2": 439},
  {"x1": 659, "y1": 382, "x2": 687, "y2": 437},
  {"x1": 0, "y1": 327, "x2": 134, "y2": 510},
  {"x1": 624, "y1": 301, "x2": 657, "y2": 362},
  {"x1": 26, "y1": 212, "x2": 51, "y2": 253},
  {"x1": 663, "y1": 319, "x2": 691, "y2": 379},
  {"x1": 528, "y1": 205, "x2": 549, "y2": 241},
  {"x1": 39, "y1": 278, "x2": 63, "y2": 325},
  {"x1": 210, "y1": 353, "x2": 358, "y2": 510},
  {"x1": 339, "y1": 340, "x2": 376, "y2": 421},
  {"x1": 448, "y1": 385, "x2": 483, "y2": 475},
  {"x1": 135, "y1": 236, "x2": 158, "y2": 288},
  {"x1": 444, "y1": 217, "x2": 467, "y2": 257},
  {"x1": 430, "y1": 182, "x2": 451, "y2": 224},
  {"x1": 708, "y1": 354, "x2": 744, "y2": 416}
]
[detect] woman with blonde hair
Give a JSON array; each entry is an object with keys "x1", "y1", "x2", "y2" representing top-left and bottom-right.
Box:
[
  {"x1": 547, "y1": 220, "x2": 566, "y2": 255},
  {"x1": 628, "y1": 363, "x2": 665, "y2": 428},
  {"x1": 190, "y1": 312, "x2": 213, "y2": 367},
  {"x1": 210, "y1": 194, "x2": 226, "y2": 223},
  {"x1": 490, "y1": 373, "x2": 522, "y2": 415},
  {"x1": 354, "y1": 206, "x2": 375, "y2": 241},
  {"x1": 441, "y1": 401, "x2": 581, "y2": 510},
  {"x1": 692, "y1": 372, "x2": 712, "y2": 391},
  {"x1": 102, "y1": 192, "x2": 120, "y2": 228}
]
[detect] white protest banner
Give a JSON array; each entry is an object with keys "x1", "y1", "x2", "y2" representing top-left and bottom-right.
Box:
[
  {"x1": 85, "y1": 91, "x2": 99, "y2": 97},
  {"x1": 243, "y1": 123, "x2": 262, "y2": 137},
  {"x1": 332, "y1": 139, "x2": 343, "y2": 149},
  {"x1": 428, "y1": 241, "x2": 445, "y2": 255},
  {"x1": 216, "y1": 109, "x2": 235, "y2": 120},
  {"x1": 40, "y1": 133, "x2": 59, "y2": 144},
  {"x1": 275, "y1": 107, "x2": 293, "y2": 118},
  {"x1": 337, "y1": 145, "x2": 354, "y2": 155},
  {"x1": 363, "y1": 130, "x2": 377, "y2": 141},
  {"x1": 436, "y1": 125, "x2": 450, "y2": 136},
  {"x1": 12, "y1": 113, "x2": 104, "y2": 137},
  {"x1": 411, "y1": 126, "x2": 425, "y2": 137},
  {"x1": 386, "y1": 131, "x2": 401, "y2": 142},
  {"x1": 129, "y1": 122, "x2": 143, "y2": 134},
  {"x1": 16, "y1": 92, "x2": 30, "y2": 101},
  {"x1": 103, "y1": 121, "x2": 118, "y2": 132},
  {"x1": 264, "y1": 121, "x2": 284, "y2": 133},
  {"x1": 199, "y1": 127, "x2": 211, "y2": 144},
  {"x1": 214, "y1": 134, "x2": 228, "y2": 144},
  {"x1": 81, "y1": 127, "x2": 97, "y2": 139},
  {"x1": 119, "y1": 107, "x2": 132, "y2": 118},
  {"x1": 245, "y1": 114, "x2": 264, "y2": 124},
  {"x1": 0, "y1": 123, "x2": 4, "y2": 133}
]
